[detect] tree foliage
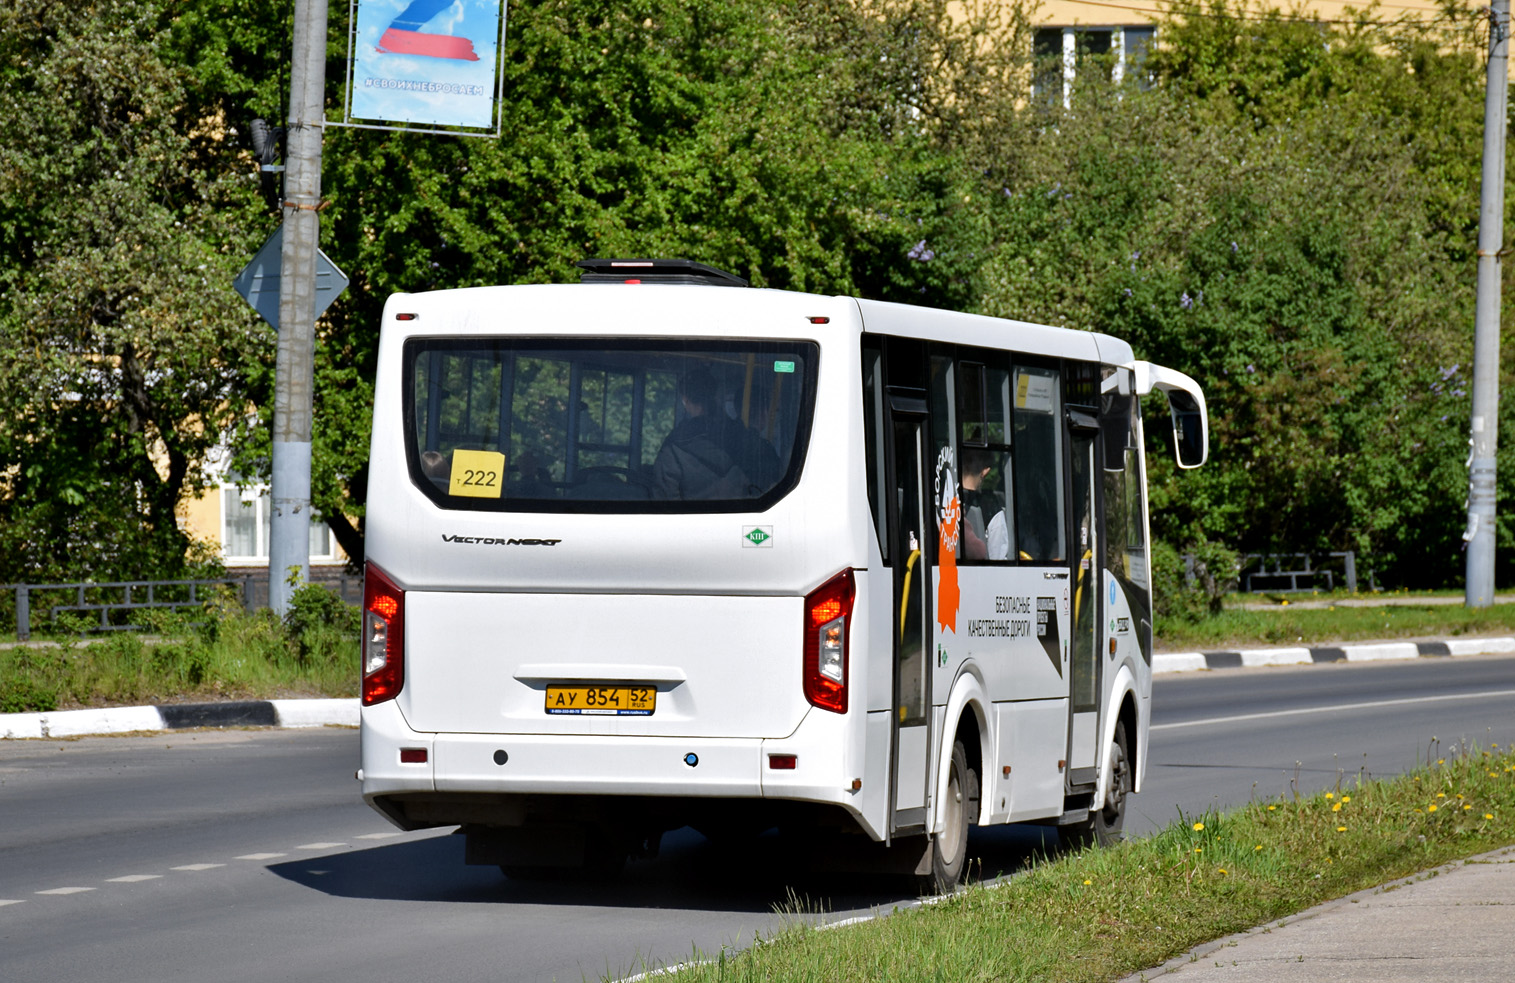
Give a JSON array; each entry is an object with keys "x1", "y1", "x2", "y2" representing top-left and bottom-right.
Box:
[
  {"x1": 0, "y1": 0, "x2": 265, "y2": 582},
  {"x1": 0, "y1": 0, "x2": 1509, "y2": 593}
]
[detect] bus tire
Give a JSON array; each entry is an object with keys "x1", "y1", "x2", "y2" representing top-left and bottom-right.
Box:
[
  {"x1": 928, "y1": 739, "x2": 979, "y2": 892},
  {"x1": 1060, "y1": 718, "x2": 1130, "y2": 851}
]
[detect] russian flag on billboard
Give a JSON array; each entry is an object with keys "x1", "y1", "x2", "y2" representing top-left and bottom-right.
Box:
[{"x1": 349, "y1": 0, "x2": 504, "y2": 129}]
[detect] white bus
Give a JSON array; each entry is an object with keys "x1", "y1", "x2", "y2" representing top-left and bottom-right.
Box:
[{"x1": 357, "y1": 259, "x2": 1208, "y2": 888}]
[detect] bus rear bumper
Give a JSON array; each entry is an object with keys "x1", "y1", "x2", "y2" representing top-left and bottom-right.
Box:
[{"x1": 359, "y1": 699, "x2": 876, "y2": 835}]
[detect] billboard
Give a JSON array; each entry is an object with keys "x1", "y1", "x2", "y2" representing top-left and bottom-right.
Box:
[{"x1": 346, "y1": 0, "x2": 506, "y2": 132}]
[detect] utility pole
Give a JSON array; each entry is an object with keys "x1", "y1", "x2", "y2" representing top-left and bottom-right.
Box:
[
  {"x1": 270, "y1": 0, "x2": 327, "y2": 616},
  {"x1": 1468, "y1": 0, "x2": 1509, "y2": 607}
]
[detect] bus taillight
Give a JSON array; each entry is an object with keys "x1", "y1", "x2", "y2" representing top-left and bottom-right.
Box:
[
  {"x1": 803, "y1": 569, "x2": 855, "y2": 714},
  {"x1": 362, "y1": 563, "x2": 405, "y2": 706}
]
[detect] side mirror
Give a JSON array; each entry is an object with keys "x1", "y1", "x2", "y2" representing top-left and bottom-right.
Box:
[
  {"x1": 1132, "y1": 361, "x2": 1209, "y2": 469},
  {"x1": 1166, "y1": 389, "x2": 1207, "y2": 469}
]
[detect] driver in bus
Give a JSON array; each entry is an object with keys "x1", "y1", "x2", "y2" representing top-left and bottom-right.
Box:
[{"x1": 652, "y1": 367, "x2": 780, "y2": 500}]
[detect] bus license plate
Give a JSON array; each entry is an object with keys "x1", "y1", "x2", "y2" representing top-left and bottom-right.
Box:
[{"x1": 545, "y1": 685, "x2": 656, "y2": 716}]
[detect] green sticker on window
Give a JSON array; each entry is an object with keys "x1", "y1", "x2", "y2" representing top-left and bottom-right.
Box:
[{"x1": 773, "y1": 360, "x2": 795, "y2": 374}]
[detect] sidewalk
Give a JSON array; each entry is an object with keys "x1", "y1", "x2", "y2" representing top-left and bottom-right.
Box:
[{"x1": 1121, "y1": 846, "x2": 1515, "y2": 982}]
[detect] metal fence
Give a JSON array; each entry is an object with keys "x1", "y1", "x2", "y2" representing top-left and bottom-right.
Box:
[
  {"x1": 1240, "y1": 552, "x2": 1363, "y2": 593},
  {"x1": 2, "y1": 573, "x2": 362, "y2": 642}
]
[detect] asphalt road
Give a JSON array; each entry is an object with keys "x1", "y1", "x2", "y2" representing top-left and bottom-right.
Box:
[{"x1": 1, "y1": 653, "x2": 1512, "y2": 983}]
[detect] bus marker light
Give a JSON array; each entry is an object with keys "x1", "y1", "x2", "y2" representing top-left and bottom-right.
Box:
[
  {"x1": 808, "y1": 316, "x2": 830, "y2": 324},
  {"x1": 395, "y1": 313, "x2": 418, "y2": 320},
  {"x1": 400, "y1": 748, "x2": 427, "y2": 764},
  {"x1": 684, "y1": 753, "x2": 699, "y2": 768},
  {"x1": 851, "y1": 778, "x2": 863, "y2": 792},
  {"x1": 769, "y1": 754, "x2": 797, "y2": 770}
]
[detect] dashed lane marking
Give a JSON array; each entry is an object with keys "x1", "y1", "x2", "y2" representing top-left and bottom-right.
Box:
[
  {"x1": 0, "y1": 900, "x2": 25, "y2": 907},
  {"x1": 295, "y1": 842, "x2": 347, "y2": 850},
  {"x1": 106, "y1": 875, "x2": 162, "y2": 883},
  {"x1": 354, "y1": 832, "x2": 402, "y2": 840},
  {"x1": 36, "y1": 887, "x2": 95, "y2": 896},
  {"x1": 234, "y1": 852, "x2": 287, "y2": 861},
  {"x1": 171, "y1": 864, "x2": 226, "y2": 872}
]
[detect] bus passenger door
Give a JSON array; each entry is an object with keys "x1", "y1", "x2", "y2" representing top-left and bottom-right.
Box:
[
  {"x1": 1066, "y1": 421, "x2": 1102, "y2": 789},
  {"x1": 888, "y1": 400, "x2": 933, "y2": 837}
]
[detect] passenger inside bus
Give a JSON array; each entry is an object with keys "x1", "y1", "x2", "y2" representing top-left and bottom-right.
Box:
[
  {"x1": 960, "y1": 447, "x2": 1010, "y2": 561},
  {"x1": 652, "y1": 366, "x2": 781, "y2": 500}
]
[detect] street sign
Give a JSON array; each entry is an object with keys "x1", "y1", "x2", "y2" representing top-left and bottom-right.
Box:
[{"x1": 233, "y1": 222, "x2": 349, "y2": 328}]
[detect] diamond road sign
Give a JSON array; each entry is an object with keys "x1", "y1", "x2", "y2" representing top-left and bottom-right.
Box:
[{"x1": 233, "y1": 222, "x2": 349, "y2": 329}]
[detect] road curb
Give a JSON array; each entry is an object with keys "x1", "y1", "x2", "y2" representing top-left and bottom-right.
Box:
[
  {"x1": 4, "y1": 635, "x2": 1513, "y2": 738},
  {"x1": 0, "y1": 697, "x2": 358, "y2": 740},
  {"x1": 1153, "y1": 635, "x2": 1515, "y2": 675}
]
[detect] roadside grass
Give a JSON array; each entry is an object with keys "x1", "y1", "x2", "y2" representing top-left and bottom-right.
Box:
[
  {"x1": 656, "y1": 742, "x2": 1515, "y2": 982},
  {"x1": 0, "y1": 586, "x2": 357, "y2": 713},
  {"x1": 1156, "y1": 600, "x2": 1515, "y2": 651}
]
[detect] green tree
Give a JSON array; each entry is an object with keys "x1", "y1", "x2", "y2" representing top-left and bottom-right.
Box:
[
  {"x1": 972, "y1": 1, "x2": 1494, "y2": 587},
  {"x1": 0, "y1": 0, "x2": 266, "y2": 582}
]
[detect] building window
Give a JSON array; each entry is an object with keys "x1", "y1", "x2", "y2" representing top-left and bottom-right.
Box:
[
  {"x1": 220, "y1": 485, "x2": 333, "y2": 565},
  {"x1": 1033, "y1": 25, "x2": 1157, "y2": 107}
]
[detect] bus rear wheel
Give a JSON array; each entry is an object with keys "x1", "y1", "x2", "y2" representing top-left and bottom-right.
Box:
[
  {"x1": 1060, "y1": 719, "x2": 1130, "y2": 851},
  {"x1": 927, "y1": 739, "x2": 979, "y2": 893}
]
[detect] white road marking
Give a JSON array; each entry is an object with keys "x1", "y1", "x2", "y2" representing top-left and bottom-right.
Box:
[
  {"x1": 354, "y1": 832, "x2": 402, "y2": 840},
  {"x1": 36, "y1": 887, "x2": 95, "y2": 896},
  {"x1": 106, "y1": 875, "x2": 162, "y2": 883},
  {"x1": 1153, "y1": 688, "x2": 1515, "y2": 733},
  {"x1": 234, "y1": 853, "x2": 287, "y2": 861},
  {"x1": 0, "y1": 900, "x2": 25, "y2": 907},
  {"x1": 295, "y1": 842, "x2": 347, "y2": 850},
  {"x1": 171, "y1": 864, "x2": 225, "y2": 872}
]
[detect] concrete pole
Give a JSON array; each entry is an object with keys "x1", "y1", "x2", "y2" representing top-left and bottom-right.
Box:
[
  {"x1": 270, "y1": 0, "x2": 327, "y2": 616},
  {"x1": 1467, "y1": 0, "x2": 1509, "y2": 607}
]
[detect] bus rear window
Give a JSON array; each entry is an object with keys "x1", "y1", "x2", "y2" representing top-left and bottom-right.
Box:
[{"x1": 403, "y1": 338, "x2": 818, "y2": 512}]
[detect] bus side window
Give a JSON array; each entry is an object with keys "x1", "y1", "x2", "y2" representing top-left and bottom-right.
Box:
[
  {"x1": 1012, "y1": 365, "x2": 1066, "y2": 563},
  {"x1": 958, "y1": 360, "x2": 1015, "y2": 562}
]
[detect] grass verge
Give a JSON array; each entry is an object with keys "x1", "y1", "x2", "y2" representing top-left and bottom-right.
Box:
[
  {"x1": 1157, "y1": 600, "x2": 1515, "y2": 651},
  {"x1": 657, "y1": 742, "x2": 1515, "y2": 982},
  {"x1": 0, "y1": 586, "x2": 357, "y2": 712}
]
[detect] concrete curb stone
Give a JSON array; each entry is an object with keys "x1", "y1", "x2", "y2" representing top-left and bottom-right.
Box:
[
  {"x1": 0, "y1": 697, "x2": 358, "y2": 739},
  {"x1": 1152, "y1": 635, "x2": 1515, "y2": 675},
  {"x1": 3, "y1": 634, "x2": 1513, "y2": 739}
]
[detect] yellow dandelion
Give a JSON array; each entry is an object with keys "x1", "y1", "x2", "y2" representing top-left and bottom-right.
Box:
[
  {"x1": 1464, "y1": 804, "x2": 1473, "y2": 811},
  {"x1": 1428, "y1": 804, "x2": 1439, "y2": 812},
  {"x1": 1341, "y1": 796, "x2": 1350, "y2": 803},
  {"x1": 1337, "y1": 826, "x2": 1347, "y2": 832},
  {"x1": 1194, "y1": 847, "x2": 1203, "y2": 854},
  {"x1": 1486, "y1": 814, "x2": 1495, "y2": 820},
  {"x1": 1218, "y1": 868, "x2": 1228, "y2": 875},
  {"x1": 1437, "y1": 792, "x2": 1446, "y2": 799},
  {"x1": 1437, "y1": 759, "x2": 1445, "y2": 765},
  {"x1": 1268, "y1": 805, "x2": 1276, "y2": 811},
  {"x1": 1332, "y1": 802, "x2": 1342, "y2": 812},
  {"x1": 1084, "y1": 879, "x2": 1092, "y2": 886},
  {"x1": 1325, "y1": 793, "x2": 1335, "y2": 800},
  {"x1": 1457, "y1": 793, "x2": 1465, "y2": 800},
  {"x1": 1193, "y1": 822, "x2": 1205, "y2": 831},
  {"x1": 1255, "y1": 844, "x2": 1263, "y2": 851}
]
